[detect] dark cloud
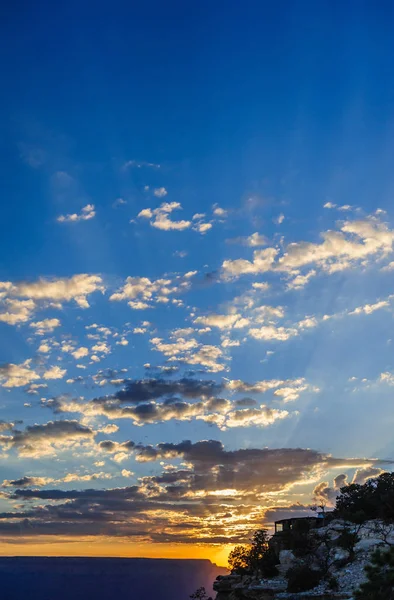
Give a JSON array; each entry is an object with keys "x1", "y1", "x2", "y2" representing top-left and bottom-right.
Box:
[
  {"x1": 234, "y1": 397, "x2": 258, "y2": 408},
  {"x1": 2, "y1": 476, "x2": 43, "y2": 488},
  {"x1": 0, "y1": 438, "x2": 389, "y2": 545},
  {"x1": 111, "y1": 378, "x2": 223, "y2": 404}
]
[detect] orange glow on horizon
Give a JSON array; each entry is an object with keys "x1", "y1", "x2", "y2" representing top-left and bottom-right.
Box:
[{"x1": 0, "y1": 538, "x2": 233, "y2": 568}]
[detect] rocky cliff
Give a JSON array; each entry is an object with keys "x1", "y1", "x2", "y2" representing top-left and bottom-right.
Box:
[{"x1": 213, "y1": 518, "x2": 394, "y2": 600}]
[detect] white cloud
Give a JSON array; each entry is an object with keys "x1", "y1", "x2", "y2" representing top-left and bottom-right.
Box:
[
  {"x1": 43, "y1": 366, "x2": 67, "y2": 380},
  {"x1": 274, "y1": 213, "x2": 285, "y2": 225},
  {"x1": 110, "y1": 272, "x2": 195, "y2": 309},
  {"x1": 193, "y1": 221, "x2": 212, "y2": 234},
  {"x1": 38, "y1": 343, "x2": 51, "y2": 353},
  {"x1": 112, "y1": 197, "x2": 127, "y2": 208},
  {"x1": 223, "y1": 248, "x2": 278, "y2": 278},
  {"x1": 224, "y1": 406, "x2": 289, "y2": 429},
  {"x1": 150, "y1": 336, "x2": 226, "y2": 372},
  {"x1": 323, "y1": 202, "x2": 337, "y2": 209},
  {"x1": 91, "y1": 342, "x2": 110, "y2": 354},
  {"x1": 153, "y1": 187, "x2": 168, "y2": 197},
  {"x1": 350, "y1": 300, "x2": 390, "y2": 316},
  {"x1": 249, "y1": 325, "x2": 298, "y2": 341},
  {"x1": 0, "y1": 299, "x2": 36, "y2": 325},
  {"x1": 381, "y1": 261, "x2": 394, "y2": 271},
  {"x1": 222, "y1": 216, "x2": 394, "y2": 283},
  {"x1": 57, "y1": 204, "x2": 96, "y2": 223},
  {"x1": 30, "y1": 318, "x2": 61, "y2": 334},
  {"x1": 194, "y1": 313, "x2": 244, "y2": 329},
  {"x1": 0, "y1": 274, "x2": 105, "y2": 309},
  {"x1": 71, "y1": 347, "x2": 89, "y2": 359},
  {"x1": 138, "y1": 202, "x2": 191, "y2": 231},
  {"x1": 252, "y1": 282, "x2": 270, "y2": 291},
  {"x1": 287, "y1": 270, "x2": 316, "y2": 290},
  {"x1": 122, "y1": 160, "x2": 161, "y2": 170},
  {"x1": 137, "y1": 202, "x2": 213, "y2": 234},
  {"x1": 212, "y1": 205, "x2": 228, "y2": 218},
  {"x1": 0, "y1": 360, "x2": 39, "y2": 387}
]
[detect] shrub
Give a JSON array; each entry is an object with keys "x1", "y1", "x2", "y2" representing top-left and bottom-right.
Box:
[
  {"x1": 355, "y1": 547, "x2": 394, "y2": 600},
  {"x1": 286, "y1": 565, "x2": 323, "y2": 593},
  {"x1": 190, "y1": 587, "x2": 210, "y2": 600},
  {"x1": 327, "y1": 575, "x2": 339, "y2": 591},
  {"x1": 259, "y1": 547, "x2": 279, "y2": 577},
  {"x1": 336, "y1": 527, "x2": 360, "y2": 558}
]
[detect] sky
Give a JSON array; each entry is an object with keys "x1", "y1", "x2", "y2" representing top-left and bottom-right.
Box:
[{"x1": 1, "y1": 0, "x2": 394, "y2": 566}]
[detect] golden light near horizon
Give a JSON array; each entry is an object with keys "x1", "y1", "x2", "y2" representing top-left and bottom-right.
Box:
[{"x1": 0, "y1": 538, "x2": 235, "y2": 568}]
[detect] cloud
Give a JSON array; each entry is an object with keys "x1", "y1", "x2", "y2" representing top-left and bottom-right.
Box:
[
  {"x1": 212, "y1": 205, "x2": 228, "y2": 218},
  {"x1": 0, "y1": 274, "x2": 105, "y2": 310},
  {"x1": 0, "y1": 299, "x2": 36, "y2": 325},
  {"x1": 193, "y1": 221, "x2": 212, "y2": 234},
  {"x1": 0, "y1": 438, "x2": 385, "y2": 544},
  {"x1": 223, "y1": 248, "x2": 278, "y2": 278},
  {"x1": 109, "y1": 272, "x2": 195, "y2": 309},
  {"x1": 222, "y1": 216, "x2": 394, "y2": 284},
  {"x1": 153, "y1": 187, "x2": 168, "y2": 197},
  {"x1": 57, "y1": 204, "x2": 96, "y2": 223},
  {"x1": 352, "y1": 467, "x2": 385, "y2": 485},
  {"x1": 274, "y1": 213, "x2": 285, "y2": 225},
  {"x1": 71, "y1": 347, "x2": 89, "y2": 359},
  {"x1": 249, "y1": 324, "x2": 298, "y2": 341},
  {"x1": 137, "y1": 202, "x2": 213, "y2": 234},
  {"x1": 0, "y1": 361, "x2": 39, "y2": 387},
  {"x1": 122, "y1": 160, "x2": 161, "y2": 170},
  {"x1": 26, "y1": 383, "x2": 48, "y2": 394},
  {"x1": 43, "y1": 366, "x2": 67, "y2": 380},
  {"x1": 1, "y1": 476, "x2": 55, "y2": 488},
  {"x1": 349, "y1": 300, "x2": 390, "y2": 315},
  {"x1": 30, "y1": 318, "x2": 61, "y2": 334},
  {"x1": 313, "y1": 474, "x2": 349, "y2": 505},
  {"x1": 193, "y1": 313, "x2": 245, "y2": 329},
  {"x1": 138, "y1": 202, "x2": 191, "y2": 231},
  {"x1": 227, "y1": 232, "x2": 268, "y2": 247},
  {"x1": 112, "y1": 197, "x2": 127, "y2": 208},
  {"x1": 287, "y1": 270, "x2": 316, "y2": 290},
  {"x1": 46, "y1": 375, "x2": 316, "y2": 427},
  {"x1": 150, "y1": 336, "x2": 226, "y2": 372},
  {"x1": 0, "y1": 420, "x2": 95, "y2": 457}
]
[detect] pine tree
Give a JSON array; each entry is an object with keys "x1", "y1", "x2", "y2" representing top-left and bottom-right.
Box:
[{"x1": 355, "y1": 547, "x2": 394, "y2": 600}]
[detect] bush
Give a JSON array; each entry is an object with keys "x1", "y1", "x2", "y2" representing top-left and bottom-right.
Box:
[
  {"x1": 327, "y1": 575, "x2": 339, "y2": 591},
  {"x1": 190, "y1": 587, "x2": 210, "y2": 600},
  {"x1": 286, "y1": 565, "x2": 323, "y2": 593},
  {"x1": 259, "y1": 547, "x2": 279, "y2": 577},
  {"x1": 336, "y1": 528, "x2": 360, "y2": 558},
  {"x1": 355, "y1": 547, "x2": 394, "y2": 600}
]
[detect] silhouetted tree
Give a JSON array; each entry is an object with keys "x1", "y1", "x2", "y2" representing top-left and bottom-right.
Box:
[
  {"x1": 228, "y1": 545, "x2": 250, "y2": 574},
  {"x1": 335, "y1": 473, "x2": 394, "y2": 523},
  {"x1": 189, "y1": 586, "x2": 211, "y2": 600},
  {"x1": 228, "y1": 529, "x2": 278, "y2": 576}
]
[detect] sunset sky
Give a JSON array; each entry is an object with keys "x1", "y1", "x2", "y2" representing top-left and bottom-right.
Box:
[{"x1": 1, "y1": 1, "x2": 394, "y2": 566}]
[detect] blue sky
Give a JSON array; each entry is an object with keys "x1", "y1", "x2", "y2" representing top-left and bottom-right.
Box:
[{"x1": 1, "y1": 0, "x2": 394, "y2": 563}]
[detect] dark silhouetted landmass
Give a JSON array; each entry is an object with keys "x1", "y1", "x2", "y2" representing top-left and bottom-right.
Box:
[{"x1": 0, "y1": 557, "x2": 227, "y2": 600}]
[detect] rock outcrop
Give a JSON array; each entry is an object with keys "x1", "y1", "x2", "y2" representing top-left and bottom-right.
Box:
[{"x1": 212, "y1": 518, "x2": 394, "y2": 600}]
